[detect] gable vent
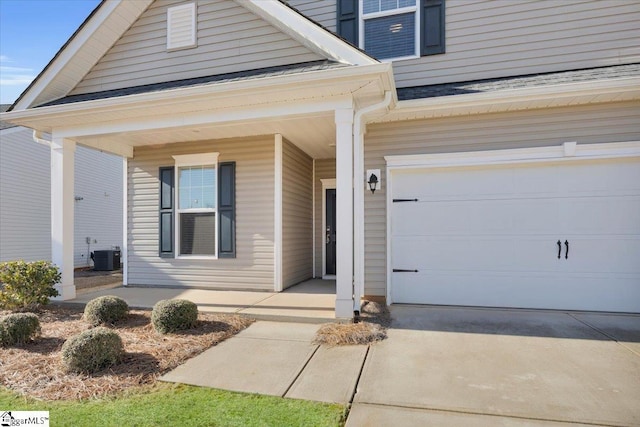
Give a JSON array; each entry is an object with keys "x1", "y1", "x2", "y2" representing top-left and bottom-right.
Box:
[{"x1": 167, "y1": 3, "x2": 197, "y2": 50}]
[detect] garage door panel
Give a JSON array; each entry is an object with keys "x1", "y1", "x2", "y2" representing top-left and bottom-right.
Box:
[
  {"x1": 389, "y1": 156, "x2": 640, "y2": 313},
  {"x1": 392, "y1": 199, "x2": 561, "y2": 236},
  {"x1": 391, "y1": 272, "x2": 640, "y2": 312},
  {"x1": 392, "y1": 236, "x2": 560, "y2": 273},
  {"x1": 558, "y1": 158, "x2": 640, "y2": 195},
  {"x1": 559, "y1": 196, "x2": 640, "y2": 235},
  {"x1": 392, "y1": 165, "x2": 561, "y2": 201},
  {"x1": 563, "y1": 236, "x2": 640, "y2": 274}
]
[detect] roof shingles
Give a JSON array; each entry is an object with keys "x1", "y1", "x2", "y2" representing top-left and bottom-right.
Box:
[
  {"x1": 397, "y1": 64, "x2": 640, "y2": 101},
  {"x1": 40, "y1": 60, "x2": 349, "y2": 107}
]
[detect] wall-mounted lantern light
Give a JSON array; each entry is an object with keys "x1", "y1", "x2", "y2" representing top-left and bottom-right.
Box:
[{"x1": 366, "y1": 169, "x2": 381, "y2": 194}]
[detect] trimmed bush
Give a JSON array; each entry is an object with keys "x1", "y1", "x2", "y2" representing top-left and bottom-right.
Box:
[
  {"x1": 151, "y1": 299, "x2": 198, "y2": 334},
  {"x1": 61, "y1": 327, "x2": 124, "y2": 374},
  {"x1": 84, "y1": 295, "x2": 129, "y2": 326},
  {"x1": 0, "y1": 260, "x2": 60, "y2": 309},
  {"x1": 0, "y1": 313, "x2": 41, "y2": 346}
]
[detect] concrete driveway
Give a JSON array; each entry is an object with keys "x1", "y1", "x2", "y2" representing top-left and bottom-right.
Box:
[{"x1": 348, "y1": 306, "x2": 640, "y2": 427}]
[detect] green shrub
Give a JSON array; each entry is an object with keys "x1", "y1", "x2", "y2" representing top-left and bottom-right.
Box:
[
  {"x1": 61, "y1": 327, "x2": 124, "y2": 374},
  {"x1": 151, "y1": 299, "x2": 198, "y2": 334},
  {"x1": 0, "y1": 313, "x2": 41, "y2": 346},
  {"x1": 0, "y1": 260, "x2": 60, "y2": 309},
  {"x1": 84, "y1": 295, "x2": 129, "y2": 326}
]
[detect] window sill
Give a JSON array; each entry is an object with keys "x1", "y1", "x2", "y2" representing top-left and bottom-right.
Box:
[
  {"x1": 380, "y1": 55, "x2": 420, "y2": 63},
  {"x1": 176, "y1": 255, "x2": 218, "y2": 260}
]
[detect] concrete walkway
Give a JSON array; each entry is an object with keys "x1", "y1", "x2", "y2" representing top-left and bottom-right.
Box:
[
  {"x1": 161, "y1": 321, "x2": 367, "y2": 404},
  {"x1": 66, "y1": 279, "x2": 336, "y2": 323},
  {"x1": 159, "y1": 305, "x2": 640, "y2": 426}
]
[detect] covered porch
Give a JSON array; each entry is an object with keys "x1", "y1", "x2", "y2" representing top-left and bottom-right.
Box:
[
  {"x1": 66, "y1": 279, "x2": 336, "y2": 323},
  {"x1": 3, "y1": 62, "x2": 394, "y2": 319}
]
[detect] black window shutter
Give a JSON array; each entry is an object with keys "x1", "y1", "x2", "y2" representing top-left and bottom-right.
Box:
[
  {"x1": 218, "y1": 161, "x2": 236, "y2": 258},
  {"x1": 421, "y1": 0, "x2": 445, "y2": 56},
  {"x1": 337, "y1": 0, "x2": 358, "y2": 46},
  {"x1": 159, "y1": 167, "x2": 174, "y2": 257}
]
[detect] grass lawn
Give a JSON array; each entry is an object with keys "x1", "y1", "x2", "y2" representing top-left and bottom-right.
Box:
[{"x1": 0, "y1": 383, "x2": 346, "y2": 427}]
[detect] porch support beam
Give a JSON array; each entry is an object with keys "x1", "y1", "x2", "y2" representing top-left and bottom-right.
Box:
[
  {"x1": 335, "y1": 108, "x2": 355, "y2": 319},
  {"x1": 54, "y1": 97, "x2": 354, "y2": 140},
  {"x1": 51, "y1": 136, "x2": 76, "y2": 300}
]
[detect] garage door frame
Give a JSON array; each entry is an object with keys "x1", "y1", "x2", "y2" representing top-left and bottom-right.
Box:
[{"x1": 384, "y1": 140, "x2": 640, "y2": 305}]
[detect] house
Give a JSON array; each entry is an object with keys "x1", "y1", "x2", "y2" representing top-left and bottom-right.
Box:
[
  {"x1": 0, "y1": 105, "x2": 123, "y2": 268},
  {"x1": 1, "y1": 0, "x2": 638, "y2": 318}
]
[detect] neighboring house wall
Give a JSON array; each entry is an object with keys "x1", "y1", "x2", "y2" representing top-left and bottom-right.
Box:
[
  {"x1": 282, "y1": 139, "x2": 313, "y2": 288},
  {"x1": 74, "y1": 147, "x2": 123, "y2": 267},
  {"x1": 70, "y1": 0, "x2": 324, "y2": 95},
  {"x1": 128, "y1": 136, "x2": 275, "y2": 290},
  {"x1": 313, "y1": 158, "x2": 335, "y2": 277},
  {"x1": 363, "y1": 101, "x2": 640, "y2": 297},
  {"x1": 0, "y1": 127, "x2": 51, "y2": 262},
  {"x1": 286, "y1": 0, "x2": 337, "y2": 32},
  {"x1": 0, "y1": 127, "x2": 123, "y2": 267}
]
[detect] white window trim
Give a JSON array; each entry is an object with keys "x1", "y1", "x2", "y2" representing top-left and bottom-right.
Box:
[
  {"x1": 359, "y1": 1, "x2": 420, "y2": 62},
  {"x1": 173, "y1": 152, "x2": 219, "y2": 259},
  {"x1": 167, "y1": 2, "x2": 197, "y2": 51}
]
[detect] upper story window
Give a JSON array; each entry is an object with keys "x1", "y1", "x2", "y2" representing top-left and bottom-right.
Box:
[
  {"x1": 338, "y1": 0, "x2": 445, "y2": 61},
  {"x1": 167, "y1": 2, "x2": 197, "y2": 51},
  {"x1": 361, "y1": 0, "x2": 419, "y2": 60}
]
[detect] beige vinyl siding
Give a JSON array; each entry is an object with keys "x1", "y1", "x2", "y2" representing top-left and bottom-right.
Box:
[
  {"x1": 282, "y1": 139, "x2": 313, "y2": 288},
  {"x1": 71, "y1": 0, "x2": 324, "y2": 95},
  {"x1": 313, "y1": 159, "x2": 336, "y2": 277},
  {"x1": 285, "y1": 0, "x2": 336, "y2": 32},
  {"x1": 364, "y1": 101, "x2": 640, "y2": 297},
  {"x1": 128, "y1": 136, "x2": 275, "y2": 290},
  {"x1": 392, "y1": 0, "x2": 640, "y2": 88}
]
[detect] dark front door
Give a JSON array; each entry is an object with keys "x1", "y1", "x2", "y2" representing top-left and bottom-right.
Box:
[{"x1": 325, "y1": 189, "x2": 337, "y2": 275}]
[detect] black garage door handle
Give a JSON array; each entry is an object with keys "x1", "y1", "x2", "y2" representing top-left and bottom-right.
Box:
[
  {"x1": 565, "y1": 240, "x2": 569, "y2": 259},
  {"x1": 557, "y1": 240, "x2": 561, "y2": 259},
  {"x1": 393, "y1": 269, "x2": 419, "y2": 273}
]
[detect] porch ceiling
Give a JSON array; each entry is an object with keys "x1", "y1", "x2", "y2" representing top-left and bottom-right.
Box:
[{"x1": 76, "y1": 111, "x2": 338, "y2": 159}]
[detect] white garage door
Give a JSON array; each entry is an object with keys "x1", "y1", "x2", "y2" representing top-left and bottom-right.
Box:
[{"x1": 390, "y1": 156, "x2": 640, "y2": 312}]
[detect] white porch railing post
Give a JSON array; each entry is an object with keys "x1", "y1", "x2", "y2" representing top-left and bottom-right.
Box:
[
  {"x1": 335, "y1": 108, "x2": 355, "y2": 318},
  {"x1": 51, "y1": 136, "x2": 76, "y2": 300}
]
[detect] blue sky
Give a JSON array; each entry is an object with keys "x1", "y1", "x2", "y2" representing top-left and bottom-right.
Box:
[{"x1": 0, "y1": 0, "x2": 101, "y2": 104}]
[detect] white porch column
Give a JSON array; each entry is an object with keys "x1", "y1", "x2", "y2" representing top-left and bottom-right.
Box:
[
  {"x1": 51, "y1": 136, "x2": 76, "y2": 300},
  {"x1": 335, "y1": 108, "x2": 355, "y2": 318}
]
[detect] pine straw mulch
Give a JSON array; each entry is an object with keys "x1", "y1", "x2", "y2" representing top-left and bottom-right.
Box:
[
  {"x1": 0, "y1": 305, "x2": 253, "y2": 401},
  {"x1": 314, "y1": 301, "x2": 391, "y2": 346}
]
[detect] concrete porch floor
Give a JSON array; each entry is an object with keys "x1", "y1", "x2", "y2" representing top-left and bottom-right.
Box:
[{"x1": 64, "y1": 279, "x2": 337, "y2": 323}]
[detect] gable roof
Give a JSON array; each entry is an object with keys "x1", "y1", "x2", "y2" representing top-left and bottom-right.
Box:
[
  {"x1": 41, "y1": 60, "x2": 349, "y2": 107},
  {"x1": 10, "y1": 0, "x2": 376, "y2": 112}
]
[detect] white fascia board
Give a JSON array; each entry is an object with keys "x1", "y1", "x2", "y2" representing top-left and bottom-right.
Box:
[
  {"x1": 14, "y1": 0, "x2": 152, "y2": 111},
  {"x1": 380, "y1": 77, "x2": 640, "y2": 122},
  {"x1": 240, "y1": 0, "x2": 377, "y2": 66},
  {"x1": 1, "y1": 63, "x2": 392, "y2": 132}
]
